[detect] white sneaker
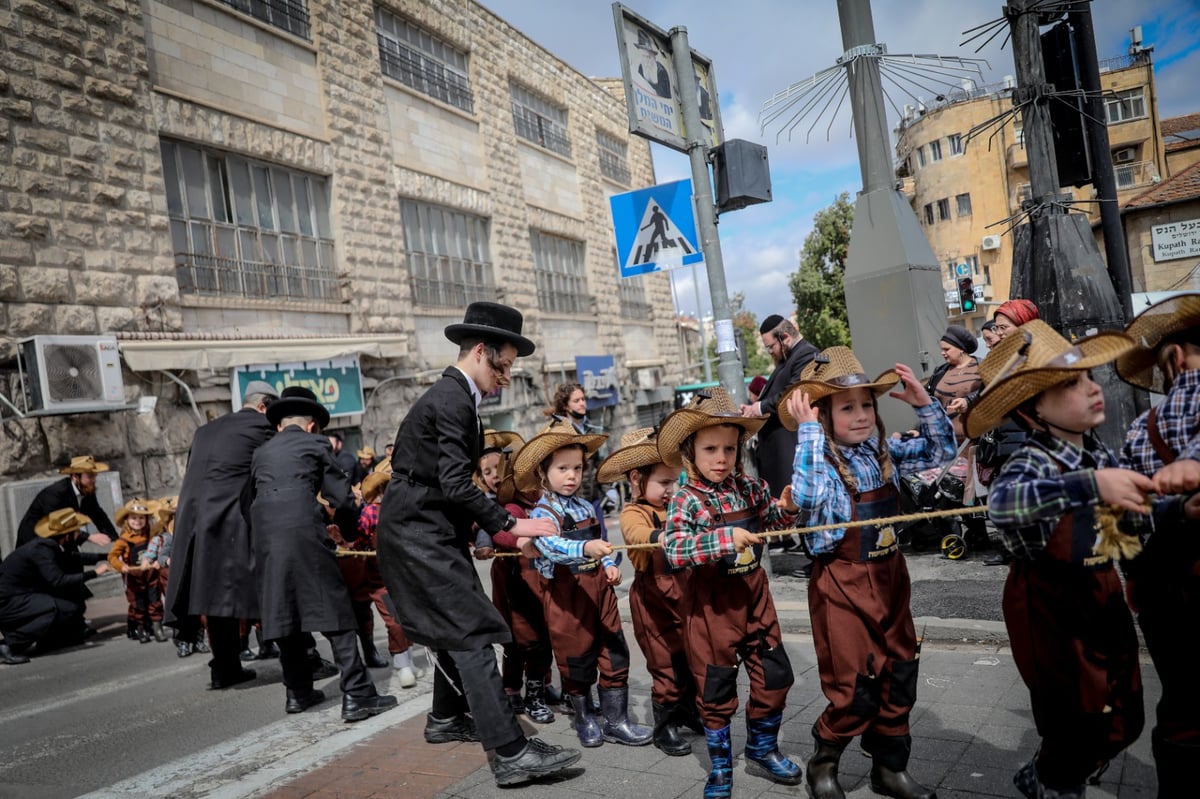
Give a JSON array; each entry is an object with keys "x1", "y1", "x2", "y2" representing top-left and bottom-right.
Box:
[{"x1": 397, "y1": 666, "x2": 417, "y2": 688}]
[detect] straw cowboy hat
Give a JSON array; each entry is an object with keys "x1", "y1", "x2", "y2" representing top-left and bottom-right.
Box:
[
  {"x1": 34, "y1": 508, "x2": 93, "y2": 538},
  {"x1": 597, "y1": 427, "x2": 662, "y2": 483},
  {"x1": 510, "y1": 419, "x2": 607, "y2": 493},
  {"x1": 356, "y1": 446, "x2": 376, "y2": 460},
  {"x1": 444, "y1": 301, "x2": 536, "y2": 357},
  {"x1": 482, "y1": 430, "x2": 524, "y2": 457},
  {"x1": 115, "y1": 498, "x2": 163, "y2": 527},
  {"x1": 266, "y1": 385, "x2": 330, "y2": 429},
  {"x1": 372, "y1": 457, "x2": 393, "y2": 475},
  {"x1": 1115, "y1": 292, "x2": 1200, "y2": 392},
  {"x1": 59, "y1": 455, "x2": 109, "y2": 475},
  {"x1": 360, "y1": 471, "x2": 391, "y2": 504},
  {"x1": 777, "y1": 347, "x2": 900, "y2": 432},
  {"x1": 657, "y1": 386, "x2": 766, "y2": 469},
  {"x1": 963, "y1": 319, "x2": 1135, "y2": 439}
]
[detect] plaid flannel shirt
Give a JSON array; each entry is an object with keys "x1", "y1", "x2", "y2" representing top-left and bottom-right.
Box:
[
  {"x1": 791, "y1": 401, "x2": 956, "y2": 555},
  {"x1": 661, "y1": 472, "x2": 796, "y2": 569},
  {"x1": 1120, "y1": 369, "x2": 1200, "y2": 473},
  {"x1": 986, "y1": 431, "x2": 1112, "y2": 559},
  {"x1": 353, "y1": 502, "x2": 379, "y2": 550},
  {"x1": 530, "y1": 492, "x2": 616, "y2": 578}
]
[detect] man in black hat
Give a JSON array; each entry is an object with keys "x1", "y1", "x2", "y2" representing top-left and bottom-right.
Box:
[
  {"x1": 246, "y1": 386, "x2": 397, "y2": 722},
  {"x1": 376, "y1": 302, "x2": 582, "y2": 787},
  {"x1": 741, "y1": 315, "x2": 819, "y2": 557}
]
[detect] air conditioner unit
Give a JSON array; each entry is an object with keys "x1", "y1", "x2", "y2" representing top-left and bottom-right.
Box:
[
  {"x1": 981, "y1": 235, "x2": 1002, "y2": 251},
  {"x1": 1114, "y1": 147, "x2": 1136, "y2": 164},
  {"x1": 20, "y1": 335, "x2": 127, "y2": 414}
]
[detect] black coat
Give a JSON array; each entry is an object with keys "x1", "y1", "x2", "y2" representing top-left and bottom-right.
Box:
[
  {"x1": 164, "y1": 408, "x2": 273, "y2": 624},
  {"x1": 245, "y1": 426, "x2": 359, "y2": 640},
  {"x1": 754, "y1": 339, "x2": 820, "y2": 496},
  {"x1": 0, "y1": 538, "x2": 93, "y2": 630},
  {"x1": 375, "y1": 368, "x2": 512, "y2": 650},
  {"x1": 16, "y1": 478, "x2": 117, "y2": 549}
]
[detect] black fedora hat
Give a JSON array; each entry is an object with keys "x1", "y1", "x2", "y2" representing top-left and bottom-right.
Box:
[
  {"x1": 444, "y1": 301, "x2": 535, "y2": 357},
  {"x1": 266, "y1": 385, "x2": 331, "y2": 429}
]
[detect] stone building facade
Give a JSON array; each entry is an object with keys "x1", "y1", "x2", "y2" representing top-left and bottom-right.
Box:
[{"x1": 0, "y1": 0, "x2": 682, "y2": 542}]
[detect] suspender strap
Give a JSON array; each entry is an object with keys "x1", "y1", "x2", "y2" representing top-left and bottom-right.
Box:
[{"x1": 1146, "y1": 407, "x2": 1177, "y2": 466}]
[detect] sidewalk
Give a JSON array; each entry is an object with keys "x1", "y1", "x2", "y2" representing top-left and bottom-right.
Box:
[{"x1": 252, "y1": 631, "x2": 1159, "y2": 799}]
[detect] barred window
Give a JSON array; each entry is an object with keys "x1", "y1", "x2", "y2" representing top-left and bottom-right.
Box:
[
  {"x1": 400, "y1": 200, "x2": 494, "y2": 307},
  {"x1": 217, "y1": 0, "x2": 310, "y2": 40},
  {"x1": 511, "y1": 82, "x2": 571, "y2": 157},
  {"x1": 618, "y1": 274, "x2": 652, "y2": 320},
  {"x1": 531, "y1": 231, "x2": 587, "y2": 314},
  {"x1": 936, "y1": 198, "x2": 951, "y2": 221},
  {"x1": 161, "y1": 140, "x2": 337, "y2": 301},
  {"x1": 376, "y1": 9, "x2": 473, "y2": 113},
  {"x1": 597, "y1": 130, "x2": 630, "y2": 184}
]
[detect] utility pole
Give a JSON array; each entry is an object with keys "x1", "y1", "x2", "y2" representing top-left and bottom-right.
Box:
[{"x1": 669, "y1": 26, "x2": 745, "y2": 405}]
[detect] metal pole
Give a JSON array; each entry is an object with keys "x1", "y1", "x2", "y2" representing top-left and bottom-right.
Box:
[
  {"x1": 691, "y1": 262, "x2": 712, "y2": 382},
  {"x1": 1070, "y1": 3, "x2": 1134, "y2": 323},
  {"x1": 1009, "y1": 0, "x2": 1063, "y2": 205},
  {"x1": 836, "y1": 0, "x2": 892, "y2": 193},
  {"x1": 669, "y1": 25, "x2": 745, "y2": 404}
]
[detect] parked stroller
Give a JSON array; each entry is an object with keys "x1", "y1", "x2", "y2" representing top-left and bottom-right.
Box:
[{"x1": 897, "y1": 456, "x2": 989, "y2": 559}]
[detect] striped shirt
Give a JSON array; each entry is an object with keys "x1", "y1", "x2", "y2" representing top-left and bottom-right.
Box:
[
  {"x1": 790, "y1": 402, "x2": 956, "y2": 555},
  {"x1": 530, "y1": 492, "x2": 616, "y2": 578}
]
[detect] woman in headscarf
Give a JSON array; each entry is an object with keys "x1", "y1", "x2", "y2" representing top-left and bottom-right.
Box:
[
  {"x1": 993, "y1": 299, "x2": 1040, "y2": 340},
  {"x1": 925, "y1": 325, "x2": 983, "y2": 443}
]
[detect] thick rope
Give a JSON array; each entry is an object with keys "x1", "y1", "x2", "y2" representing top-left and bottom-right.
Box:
[{"x1": 336, "y1": 503, "x2": 991, "y2": 558}]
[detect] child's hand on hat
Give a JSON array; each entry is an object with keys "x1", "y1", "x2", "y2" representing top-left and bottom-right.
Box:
[
  {"x1": 1152, "y1": 459, "x2": 1200, "y2": 495},
  {"x1": 889, "y1": 364, "x2": 933, "y2": 408},
  {"x1": 785, "y1": 391, "x2": 818, "y2": 426},
  {"x1": 731, "y1": 527, "x2": 761, "y2": 552},
  {"x1": 1094, "y1": 468, "x2": 1155, "y2": 514},
  {"x1": 584, "y1": 539, "x2": 613, "y2": 560},
  {"x1": 605, "y1": 565, "x2": 622, "y2": 586},
  {"x1": 776, "y1": 485, "x2": 798, "y2": 512}
]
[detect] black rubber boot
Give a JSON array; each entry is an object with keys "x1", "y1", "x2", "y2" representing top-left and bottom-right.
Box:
[
  {"x1": 651, "y1": 702, "x2": 691, "y2": 756},
  {"x1": 865, "y1": 732, "x2": 936, "y2": 799},
  {"x1": 138, "y1": 624, "x2": 153, "y2": 644},
  {"x1": 254, "y1": 628, "x2": 280, "y2": 660},
  {"x1": 524, "y1": 680, "x2": 555, "y2": 724},
  {"x1": 127, "y1": 620, "x2": 139, "y2": 641},
  {"x1": 806, "y1": 732, "x2": 847, "y2": 799},
  {"x1": 152, "y1": 621, "x2": 167, "y2": 642},
  {"x1": 567, "y1": 693, "x2": 603, "y2": 747},
  {"x1": 598, "y1": 686, "x2": 652, "y2": 746}
]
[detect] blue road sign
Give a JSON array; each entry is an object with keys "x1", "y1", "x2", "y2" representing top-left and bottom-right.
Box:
[
  {"x1": 955, "y1": 263, "x2": 970, "y2": 277},
  {"x1": 610, "y1": 178, "x2": 704, "y2": 278}
]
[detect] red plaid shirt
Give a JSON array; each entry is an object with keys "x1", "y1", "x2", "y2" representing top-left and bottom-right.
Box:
[
  {"x1": 355, "y1": 502, "x2": 379, "y2": 550},
  {"x1": 662, "y1": 472, "x2": 796, "y2": 569}
]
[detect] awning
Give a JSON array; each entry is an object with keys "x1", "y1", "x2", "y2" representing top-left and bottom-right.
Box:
[{"x1": 118, "y1": 335, "x2": 408, "y2": 372}]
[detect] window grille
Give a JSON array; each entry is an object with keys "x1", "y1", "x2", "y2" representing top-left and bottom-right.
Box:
[
  {"x1": 217, "y1": 0, "x2": 309, "y2": 40},
  {"x1": 618, "y1": 274, "x2": 652, "y2": 320},
  {"x1": 597, "y1": 130, "x2": 631, "y2": 184},
  {"x1": 531, "y1": 231, "x2": 587, "y2": 314},
  {"x1": 511, "y1": 82, "x2": 571, "y2": 157},
  {"x1": 162, "y1": 139, "x2": 337, "y2": 301},
  {"x1": 376, "y1": 9, "x2": 473, "y2": 112},
  {"x1": 400, "y1": 199, "x2": 494, "y2": 307}
]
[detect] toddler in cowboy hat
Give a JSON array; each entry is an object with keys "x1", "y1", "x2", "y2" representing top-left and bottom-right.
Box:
[
  {"x1": 109, "y1": 499, "x2": 166, "y2": 644},
  {"x1": 471, "y1": 430, "x2": 524, "y2": 559},
  {"x1": 963, "y1": 320, "x2": 1155, "y2": 799},
  {"x1": 782, "y1": 347, "x2": 954, "y2": 799},
  {"x1": 597, "y1": 427, "x2": 701, "y2": 757},
  {"x1": 1113, "y1": 293, "x2": 1200, "y2": 794},
  {"x1": 510, "y1": 419, "x2": 652, "y2": 749},
  {"x1": 656, "y1": 386, "x2": 802, "y2": 798}
]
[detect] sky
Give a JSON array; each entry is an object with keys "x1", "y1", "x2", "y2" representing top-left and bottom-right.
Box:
[{"x1": 478, "y1": 0, "x2": 1200, "y2": 326}]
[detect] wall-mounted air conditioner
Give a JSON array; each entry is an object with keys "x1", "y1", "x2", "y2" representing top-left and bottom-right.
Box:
[
  {"x1": 981, "y1": 235, "x2": 1002, "y2": 251},
  {"x1": 1114, "y1": 147, "x2": 1136, "y2": 164},
  {"x1": 20, "y1": 335, "x2": 127, "y2": 414}
]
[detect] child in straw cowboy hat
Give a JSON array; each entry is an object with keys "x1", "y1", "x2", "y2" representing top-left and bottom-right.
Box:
[
  {"x1": 1114, "y1": 293, "x2": 1200, "y2": 795},
  {"x1": 597, "y1": 426, "x2": 701, "y2": 757},
  {"x1": 782, "y1": 347, "x2": 954, "y2": 799},
  {"x1": 108, "y1": 498, "x2": 165, "y2": 644},
  {"x1": 477, "y1": 433, "x2": 558, "y2": 725},
  {"x1": 962, "y1": 320, "x2": 1155, "y2": 799},
  {"x1": 510, "y1": 419, "x2": 653, "y2": 748},
  {"x1": 656, "y1": 387, "x2": 801, "y2": 798}
]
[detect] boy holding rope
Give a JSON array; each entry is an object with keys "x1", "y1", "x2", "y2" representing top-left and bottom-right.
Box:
[{"x1": 782, "y1": 347, "x2": 954, "y2": 799}]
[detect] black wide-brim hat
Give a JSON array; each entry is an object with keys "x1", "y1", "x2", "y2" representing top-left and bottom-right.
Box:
[
  {"x1": 266, "y1": 385, "x2": 331, "y2": 429},
  {"x1": 444, "y1": 302, "x2": 536, "y2": 357}
]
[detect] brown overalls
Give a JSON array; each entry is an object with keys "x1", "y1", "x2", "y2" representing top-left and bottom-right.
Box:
[
  {"x1": 1004, "y1": 489, "x2": 1143, "y2": 789},
  {"x1": 491, "y1": 504, "x2": 552, "y2": 691},
  {"x1": 681, "y1": 488, "x2": 794, "y2": 729},
  {"x1": 810, "y1": 484, "x2": 920, "y2": 746}
]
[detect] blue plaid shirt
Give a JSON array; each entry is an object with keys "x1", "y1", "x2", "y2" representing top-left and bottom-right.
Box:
[
  {"x1": 791, "y1": 402, "x2": 956, "y2": 555},
  {"x1": 529, "y1": 492, "x2": 616, "y2": 578},
  {"x1": 1120, "y1": 369, "x2": 1200, "y2": 473}
]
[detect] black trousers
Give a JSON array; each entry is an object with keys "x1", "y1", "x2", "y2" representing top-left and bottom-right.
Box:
[
  {"x1": 431, "y1": 646, "x2": 525, "y2": 752},
  {"x1": 278, "y1": 629, "x2": 373, "y2": 698},
  {"x1": 0, "y1": 594, "x2": 86, "y2": 651},
  {"x1": 205, "y1": 616, "x2": 246, "y2": 680}
]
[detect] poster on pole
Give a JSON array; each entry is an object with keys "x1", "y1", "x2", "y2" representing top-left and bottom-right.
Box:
[{"x1": 612, "y1": 3, "x2": 724, "y2": 153}]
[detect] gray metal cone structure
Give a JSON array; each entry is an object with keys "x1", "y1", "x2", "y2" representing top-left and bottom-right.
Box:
[{"x1": 838, "y1": 0, "x2": 945, "y2": 433}]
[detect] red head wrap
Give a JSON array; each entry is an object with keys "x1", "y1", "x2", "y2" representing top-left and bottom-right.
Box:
[{"x1": 994, "y1": 298, "x2": 1039, "y2": 327}]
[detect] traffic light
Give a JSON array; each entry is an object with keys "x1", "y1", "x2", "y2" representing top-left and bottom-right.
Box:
[{"x1": 958, "y1": 278, "x2": 976, "y2": 313}]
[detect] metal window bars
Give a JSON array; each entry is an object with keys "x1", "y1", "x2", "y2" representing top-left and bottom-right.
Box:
[
  {"x1": 217, "y1": 0, "x2": 310, "y2": 40},
  {"x1": 174, "y1": 252, "x2": 337, "y2": 302}
]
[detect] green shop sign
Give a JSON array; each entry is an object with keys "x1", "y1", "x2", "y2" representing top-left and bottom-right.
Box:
[{"x1": 231, "y1": 356, "x2": 365, "y2": 418}]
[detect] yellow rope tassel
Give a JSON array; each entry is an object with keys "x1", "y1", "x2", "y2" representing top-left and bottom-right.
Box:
[{"x1": 1092, "y1": 505, "x2": 1143, "y2": 562}]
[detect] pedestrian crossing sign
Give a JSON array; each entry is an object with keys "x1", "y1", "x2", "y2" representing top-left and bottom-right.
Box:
[{"x1": 609, "y1": 178, "x2": 703, "y2": 278}]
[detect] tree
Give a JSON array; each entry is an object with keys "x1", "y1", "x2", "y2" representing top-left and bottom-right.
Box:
[
  {"x1": 705, "y1": 292, "x2": 774, "y2": 378},
  {"x1": 789, "y1": 193, "x2": 853, "y2": 350}
]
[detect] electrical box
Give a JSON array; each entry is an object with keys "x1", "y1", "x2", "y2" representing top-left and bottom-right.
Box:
[{"x1": 713, "y1": 139, "x2": 772, "y2": 214}]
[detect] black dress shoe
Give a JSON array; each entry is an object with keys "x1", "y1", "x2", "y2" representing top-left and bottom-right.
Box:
[
  {"x1": 424, "y1": 713, "x2": 481, "y2": 743},
  {"x1": 490, "y1": 737, "x2": 582, "y2": 787},
  {"x1": 342, "y1": 692, "x2": 398, "y2": 722},
  {"x1": 285, "y1": 688, "x2": 326, "y2": 714},
  {"x1": 210, "y1": 668, "x2": 257, "y2": 689},
  {"x1": 0, "y1": 642, "x2": 30, "y2": 665},
  {"x1": 308, "y1": 651, "x2": 338, "y2": 680}
]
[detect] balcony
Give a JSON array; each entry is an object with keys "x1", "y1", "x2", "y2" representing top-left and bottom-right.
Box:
[{"x1": 1114, "y1": 160, "x2": 1159, "y2": 192}]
